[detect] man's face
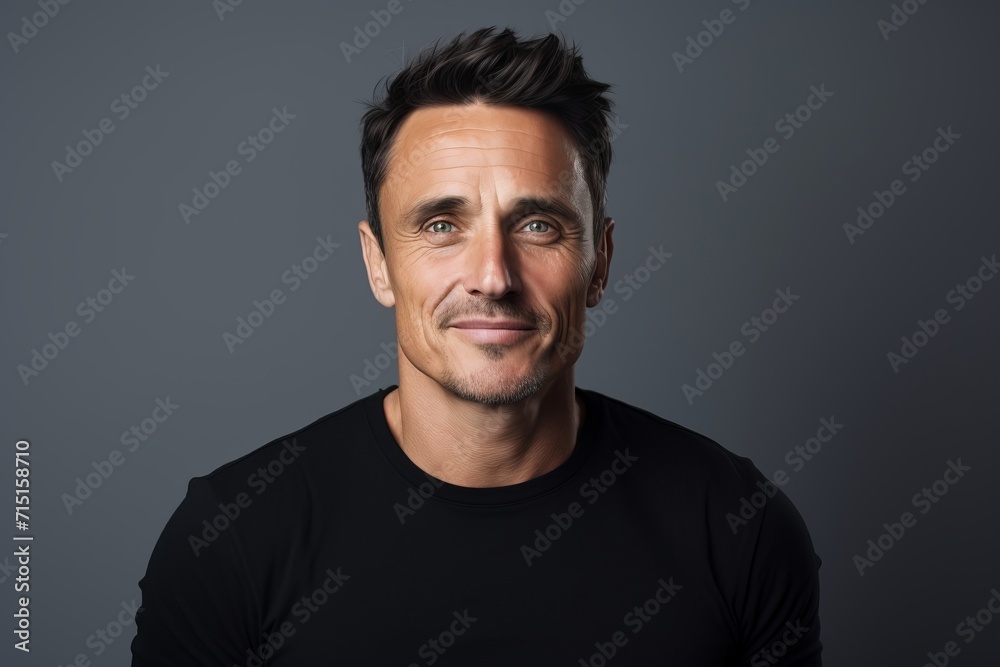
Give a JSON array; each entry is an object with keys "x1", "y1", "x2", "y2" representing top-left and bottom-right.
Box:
[{"x1": 359, "y1": 103, "x2": 612, "y2": 405}]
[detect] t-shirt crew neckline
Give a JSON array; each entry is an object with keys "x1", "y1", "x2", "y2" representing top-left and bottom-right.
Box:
[{"x1": 364, "y1": 384, "x2": 601, "y2": 506}]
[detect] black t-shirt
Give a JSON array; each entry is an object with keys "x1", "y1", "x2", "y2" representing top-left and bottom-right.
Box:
[{"x1": 131, "y1": 385, "x2": 822, "y2": 666}]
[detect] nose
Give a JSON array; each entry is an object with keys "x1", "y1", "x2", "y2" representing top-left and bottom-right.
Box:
[{"x1": 462, "y1": 222, "x2": 521, "y2": 299}]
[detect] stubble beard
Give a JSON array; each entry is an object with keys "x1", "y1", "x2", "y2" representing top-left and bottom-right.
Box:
[{"x1": 438, "y1": 343, "x2": 550, "y2": 405}]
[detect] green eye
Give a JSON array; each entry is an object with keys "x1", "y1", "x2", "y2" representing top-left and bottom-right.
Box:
[
  {"x1": 429, "y1": 221, "x2": 454, "y2": 233},
  {"x1": 526, "y1": 220, "x2": 550, "y2": 232}
]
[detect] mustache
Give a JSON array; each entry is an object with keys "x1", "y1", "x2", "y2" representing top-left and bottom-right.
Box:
[{"x1": 439, "y1": 299, "x2": 548, "y2": 330}]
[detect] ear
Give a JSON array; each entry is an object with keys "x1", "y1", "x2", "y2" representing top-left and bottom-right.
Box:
[
  {"x1": 358, "y1": 220, "x2": 395, "y2": 308},
  {"x1": 587, "y1": 217, "x2": 615, "y2": 308}
]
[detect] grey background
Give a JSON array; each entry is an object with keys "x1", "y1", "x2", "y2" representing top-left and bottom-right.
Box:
[{"x1": 2, "y1": 0, "x2": 998, "y2": 664}]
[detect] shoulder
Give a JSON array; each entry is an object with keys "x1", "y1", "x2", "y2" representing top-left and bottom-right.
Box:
[
  {"x1": 581, "y1": 387, "x2": 819, "y2": 552},
  {"x1": 582, "y1": 387, "x2": 763, "y2": 490},
  {"x1": 149, "y1": 391, "x2": 379, "y2": 569},
  {"x1": 192, "y1": 391, "x2": 372, "y2": 499}
]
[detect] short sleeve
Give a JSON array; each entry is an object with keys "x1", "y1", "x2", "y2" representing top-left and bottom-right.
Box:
[
  {"x1": 734, "y1": 467, "x2": 823, "y2": 666},
  {"x1": 131, "y1": 477, "x2": 260, "y2": 666}
]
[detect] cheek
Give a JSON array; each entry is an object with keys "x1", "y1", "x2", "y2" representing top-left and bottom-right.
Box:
[
  {"x1": 392, "y1": 276, "x2": 442, "y2": 342},
  {"x1": 535, "y1": 269, "x2": 592, "y2": 333}
]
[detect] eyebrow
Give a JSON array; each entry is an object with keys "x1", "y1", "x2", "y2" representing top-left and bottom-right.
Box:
[{"x1": 400, "y1": 195, "x2": 583, "y2": 230}]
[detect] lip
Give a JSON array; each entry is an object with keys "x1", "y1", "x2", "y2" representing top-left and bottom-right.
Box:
[
  {"x1": 450, "y1": 319, "x2": 534, "y2": 329},
  {"x1": 449, "y1": 319, "x2": 536, "y2": 344}
]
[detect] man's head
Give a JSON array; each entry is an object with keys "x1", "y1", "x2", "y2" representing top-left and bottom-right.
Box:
[{"x1": 357, "y1": 26, "x2": 617, "y2": 405}]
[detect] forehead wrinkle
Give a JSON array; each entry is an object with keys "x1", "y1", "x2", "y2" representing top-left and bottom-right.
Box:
[
  {"x1": 416, "y1": 145, "x2": 578, "y2": 173},
  {"x1": 390, "y1": 145, "x2": 574, "y2": 184},
  {"x1": 423, "y1": 165, "x2": 569, "y2": 178},
  {"x1": 416, "y1": 144, "x2": 574, "y2": 166},
  {"x1": 387, "y1": 107, "x2": 591, "y2": 228},
  {"x1": 419, "y1": 123, "x2": 569, "y2": 147},
  {"x1": 421, "y1": 144, "x2": 562, "y2": 153},
  {"x1": 411, "y1": 132, "x2": 574, "y2": 160}
]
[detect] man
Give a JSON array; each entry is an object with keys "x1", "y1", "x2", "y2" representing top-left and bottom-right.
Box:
[{"x1": 132, "y1": 27, "x2": 822, "y2": 666}]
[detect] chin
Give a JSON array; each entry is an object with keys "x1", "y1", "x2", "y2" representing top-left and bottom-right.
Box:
[{"x1": 437, "y1": 365, "x2": 548, "y2": 406}]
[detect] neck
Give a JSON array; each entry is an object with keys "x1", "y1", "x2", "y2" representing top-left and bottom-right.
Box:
[{"x1": 383, "y1": 356, "x2": 583, "y2": 488}]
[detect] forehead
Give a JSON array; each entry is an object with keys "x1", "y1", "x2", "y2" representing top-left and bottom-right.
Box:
[{"x1": 381, "y1": 103, "x2": 585, "y2": 207}]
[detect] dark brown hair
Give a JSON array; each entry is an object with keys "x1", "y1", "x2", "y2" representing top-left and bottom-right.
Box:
[{"x1": 359, "y1": 26, "x2": 616, "y2": 252}]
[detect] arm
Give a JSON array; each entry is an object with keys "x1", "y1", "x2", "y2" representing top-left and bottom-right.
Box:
[
  {"x1": 131, "y1": 477, "x2": 261, "y2": 666},
  {"x1": 734, "y1": 469, "x2": 823, "y2": 666}
]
